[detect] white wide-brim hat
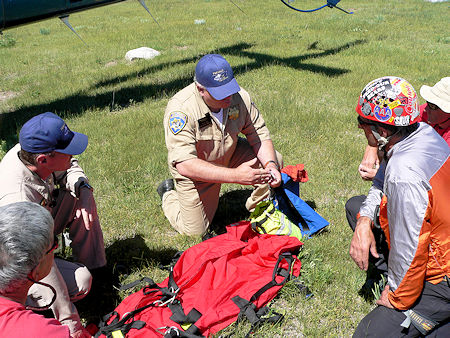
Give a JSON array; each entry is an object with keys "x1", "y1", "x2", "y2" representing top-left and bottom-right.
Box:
[{"x1": 420, "y1": 77, "x2": 450, "y2": 113}]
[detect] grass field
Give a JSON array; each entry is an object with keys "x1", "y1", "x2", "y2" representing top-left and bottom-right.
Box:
[{"x1": 1, "y1": 0, "x2": 449, "y2": 336}]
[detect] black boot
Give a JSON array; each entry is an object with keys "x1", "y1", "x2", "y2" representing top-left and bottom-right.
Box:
[
  {"x1": 157, "y1": 179, "x2": 175, "y2": 200},
  {"x1": 358, "y1": 264, "x2": 388, "y2": 302}
]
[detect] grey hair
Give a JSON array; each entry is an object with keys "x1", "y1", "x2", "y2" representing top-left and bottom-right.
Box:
[
  {"x1": 194, "y1": 76, "x2": 205, "y2": 90},
  {"x1": 0, "y1": 202, "x2": 54, "y2": 293}
]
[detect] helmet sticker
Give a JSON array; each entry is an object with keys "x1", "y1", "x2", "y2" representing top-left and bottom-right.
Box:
[
  {"x1": 393, "y1": 107, "x2": 403, "y2": 117},
  {"x1": 169, "y1": 111, "x2": 188, "y2": 135},
  {"x1": 374, "y1": 106, "x2": 392, "y2": 122},
  {"x1": 362, "y1": 102, "x2": 372, "y2": 116},
  {"x1": 394, "y1": 115, "x2": 410, "y2": 126}
]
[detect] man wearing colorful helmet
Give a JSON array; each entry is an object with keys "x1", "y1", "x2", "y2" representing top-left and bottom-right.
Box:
[
  {"x1": 157, "y1": 54, "x2": 282, "y2": 236},
  {"x1": 347, "y1": 77, "x2": 450, "y2": 336},
  {"x1": 357, "y1": 76, "x2": 450, "y2": 181}
]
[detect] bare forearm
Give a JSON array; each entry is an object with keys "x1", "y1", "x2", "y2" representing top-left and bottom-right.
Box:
[
  {"x1": 253, "y1": 139, "x2": 279, "y2": 168},
  {"x1": 176, "y1": 158, "x2": 239, "y2": 183},
  {"x1": 362, "y1": 145, "x2": 378, "y2": 167}
]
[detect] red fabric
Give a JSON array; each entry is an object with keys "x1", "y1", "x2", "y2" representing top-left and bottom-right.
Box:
[
  {"x1": 102, "y1": 221, "x2": 302, "y2": 337},
  {"x1": 0, "y1": 297, "x2": 70, "y2": 338},
  {"x1": 419, "y1": 103, "x2": 450, "y2": 147},
  {"x1": 281, "y1": 164, "x2": 309, "y2": 182}
]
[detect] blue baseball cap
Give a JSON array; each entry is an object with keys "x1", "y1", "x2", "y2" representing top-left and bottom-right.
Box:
[
  {"x1": 19, "y1": 112, "x2": 88, "y2": 155},
  {"x1": 195, "y1": 54, "x2": 240, "y2": 100}
]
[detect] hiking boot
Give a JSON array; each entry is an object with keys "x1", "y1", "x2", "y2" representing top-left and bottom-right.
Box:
[
  {"x1": 358, "y1": 267, "x2": 388, "y2": 302},
  {"x1": 157, "y1": 179, "x2": 175, "y2": 200}
]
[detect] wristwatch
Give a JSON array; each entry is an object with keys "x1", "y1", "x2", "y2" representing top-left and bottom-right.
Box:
[{"x1": 78, "y1": 181, "x2": 93, "y2": 196}]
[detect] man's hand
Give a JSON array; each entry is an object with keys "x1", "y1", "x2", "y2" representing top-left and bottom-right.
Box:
[
  {"x1": 358, "y1": 145, "x2": 379, "y2": 181},
  {"x1": 376, "y1": 285, "x2": 394, "y2": 309},
  {"x1": 358, "y1": 163, "x2": 379, "y2": 181},
  {"x1": 75, "y1": 188, "x2": 98, "y2": 231},
  {"x1": 266, "y1": 163, "x2": 282, "y2": 188},
  {"x1": 349, "y1": 216, "x2": 379, "y2": 270},
  {"x1": 235, "y1": 158, "x2": 272, "y2": 185},
  {"x1": 71, "y1": 327, "x2": 92, "y2": 338}
]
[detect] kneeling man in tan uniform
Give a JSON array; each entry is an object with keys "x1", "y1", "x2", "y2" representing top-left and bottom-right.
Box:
[{"x1": 159, "y1": 54, "x2": 282, "y2": 235}]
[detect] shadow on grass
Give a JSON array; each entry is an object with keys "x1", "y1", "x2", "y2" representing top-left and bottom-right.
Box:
[
  {"x1": 105, "y1": 234, "x2": 179, "y2": 271},
  {"x1": 76, "y1": 234, "x2": 179, "y2": 324},
  {"x1": 203, "y1": 189, "x2": 252, "y2": 239},
  {"x1": 0, "y1": 39, "x2": 366, "y2": 149}
]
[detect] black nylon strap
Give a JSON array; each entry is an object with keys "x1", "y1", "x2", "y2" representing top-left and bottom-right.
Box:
[
  {"x1": 244, "y1": 308, "x2": 284, "y2": 338},
  {"x1": 95, "y1": 303, "x2": 153, "y2": 337},
  {"x1": 232, "y1": 295, "x2": 285, "y2": 338},
  {"x1": 409, "y1": 310, "x2": 439, "y2": 336},
  {"x1": 251, "y1": 220, "x2": 267, "y2": 233},
  {"x1": 251, "y1": 208, "x2": 276, "y2": 233},
  {"x1": 163, "y1": 327, "x2": 204, "y2": 338},
  {"x1": 168, "y1": 302, "x2": 202, "y2": 325},
  {"x1": 230, "y1": 251, "x2": 294, "y2": 336},
  {"x1": 231, "y1": 295, "x2": 260, "y2": 324},
  {"x1": 249, "y1": 252, "x2": 293, "y2": 303},
  {"x1": 120, "y1": 277, "x2": 157, "y2": 291},
  {"x1": 143, "y1": 270, "x2": 179, "y2": 302}
]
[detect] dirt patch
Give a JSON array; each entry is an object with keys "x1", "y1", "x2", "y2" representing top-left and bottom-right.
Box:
[
  {"x1": 105, "y1": 61, "x2": 118, "y2": 68},
  {"x1": 0, "y1": 91, "x2": 18, "y2": 102}
]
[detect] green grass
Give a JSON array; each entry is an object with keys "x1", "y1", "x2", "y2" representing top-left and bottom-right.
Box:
[{"x1": 1, "y1": 0, "x2": 449, "y2": 336}]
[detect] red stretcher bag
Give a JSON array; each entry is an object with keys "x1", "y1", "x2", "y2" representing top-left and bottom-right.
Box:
[{"x1": 96, "y1": 221, "x2": 302, "y2": 337}]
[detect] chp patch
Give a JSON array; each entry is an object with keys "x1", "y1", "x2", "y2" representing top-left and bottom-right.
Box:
[
  {"x1": 168, "y1": 111, "x2": 188, "y2": 135},
  {"x1": 228, "y1": 105, "x2": 239, "y2": 120}
]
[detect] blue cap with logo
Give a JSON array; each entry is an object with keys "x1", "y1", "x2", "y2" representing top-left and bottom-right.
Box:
[
  {"x1": 19, "y1": 112, "x2": 88, "y2": 155},
  {"x1": 195, "y1": 54, "x2": 240, "y2": 100}
]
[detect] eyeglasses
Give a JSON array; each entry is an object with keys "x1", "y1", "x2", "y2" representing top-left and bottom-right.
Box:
[
  {"x1": 427, "y1": 102, "x2": 440, "y2": 111},
  {"x1": 45, "y1": 235, "x2": 59, "y2": 255}
]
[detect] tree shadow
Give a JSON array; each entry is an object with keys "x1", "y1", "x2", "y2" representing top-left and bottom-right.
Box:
[{"x1": 0, "y1": 39, "x2": 366, "y2": 148}]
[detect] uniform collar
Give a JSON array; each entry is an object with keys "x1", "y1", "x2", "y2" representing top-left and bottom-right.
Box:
[{"x1": 13, "y1": 145, "x2": 52, "y2": 201}]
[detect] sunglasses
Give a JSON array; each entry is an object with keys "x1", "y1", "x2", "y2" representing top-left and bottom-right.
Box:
[
  {"x1": 45, "y1": 235, "x2": 59, "y2": 255},
  {"x1": 427, "y1": 102, "x2": 440, "y2": 111}
]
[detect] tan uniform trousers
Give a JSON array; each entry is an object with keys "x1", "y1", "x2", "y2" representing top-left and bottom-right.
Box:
[
  {"x1": 163, "y1": 138, "x2": 282, "y2": 235},
  {"x1": 27, "y1": 258, "x2": 92, "y2": 334},
  {"x1": 31, "y1": 189, "x2": 105, "y2": 334},
  {"x1": 52, "y1": 188, "x2": 106, "y2": 269}
]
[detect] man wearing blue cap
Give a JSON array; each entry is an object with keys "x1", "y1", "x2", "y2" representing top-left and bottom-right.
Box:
[
  {"x1": 0, "y1": 112, "x2": 106, "y2": 336},
  {"x1": 158, "y1": 54, "x2": 282, "y2": 235}
]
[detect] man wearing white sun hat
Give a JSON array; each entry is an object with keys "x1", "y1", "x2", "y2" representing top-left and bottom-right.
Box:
[{"x1": 419, "y1": 76, "x2": 450, "y2": 146}]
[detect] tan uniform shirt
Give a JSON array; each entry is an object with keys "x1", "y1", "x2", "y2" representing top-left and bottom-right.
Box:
[
  {"x1": 164, "y1": 83, "x2": 271, "y2": 180},
  {"x1": 0, "y1": 144, "x2": 87, "y2": 208},
  {"x1": 0, "y1": 144, "x2": 98, "y2": 334}
]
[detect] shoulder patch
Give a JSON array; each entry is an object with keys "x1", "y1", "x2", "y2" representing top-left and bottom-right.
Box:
[
  {"x1": 168, "y1": 111, "x2": 188, "y2": 135},
  {"x1": 228, "y1": 105, "x2": 240, "y2": 120}
]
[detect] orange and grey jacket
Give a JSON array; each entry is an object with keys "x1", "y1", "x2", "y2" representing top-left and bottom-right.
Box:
[{"x1": 362, "y1": 123, "x2": 449, "y2": 310}]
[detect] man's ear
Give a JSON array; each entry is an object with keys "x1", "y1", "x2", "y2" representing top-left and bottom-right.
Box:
[
  {"x1": 378, "y1": 126, "x2": 391, "y2": 138},
  {"x1": 196, "y1": 84, "x2": 206, "y2": 96},
  {"x1": 35, "y1": 154, "x2": 47, "y2": 165},
  {"x1": 29, "y1": 264, "x2": 40, "y2": 281}
]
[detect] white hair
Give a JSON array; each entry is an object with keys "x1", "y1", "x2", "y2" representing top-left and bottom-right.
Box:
[{"x1": 0, "y1": 202, "x2": 54, "y2": 293}]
